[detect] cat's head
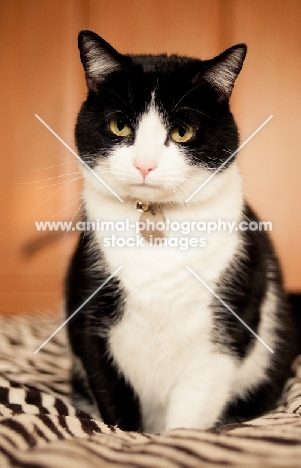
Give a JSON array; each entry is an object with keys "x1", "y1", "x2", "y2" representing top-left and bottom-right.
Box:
[{"x1": 75, "y1": 30, "x2": 246, "y2": 204}]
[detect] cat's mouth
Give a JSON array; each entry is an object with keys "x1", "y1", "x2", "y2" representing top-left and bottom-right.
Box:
[{"x1": 129, "y1": 183, "x2": 161, "y2": 189}]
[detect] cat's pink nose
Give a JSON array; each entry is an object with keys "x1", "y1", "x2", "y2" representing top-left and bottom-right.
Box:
[{"x1": 135, "y1": 164, "x2": 156, "y2": 179}]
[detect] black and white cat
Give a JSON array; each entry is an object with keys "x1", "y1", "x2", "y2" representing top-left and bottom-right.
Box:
[{"x1": 66, "y1": 30, "x2": 298, "y2": 433}]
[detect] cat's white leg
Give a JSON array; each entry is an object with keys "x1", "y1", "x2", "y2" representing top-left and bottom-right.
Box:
[{"x1": 164, "y1": 356, "x2": 236, "y2": 431}]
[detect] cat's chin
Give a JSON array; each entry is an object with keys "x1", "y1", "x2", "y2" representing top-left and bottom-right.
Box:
[{"x1": 124, "y1": 183, "x2": 175, "y2": 204}]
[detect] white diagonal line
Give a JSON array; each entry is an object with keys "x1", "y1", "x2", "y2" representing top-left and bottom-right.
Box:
[
  {"x1": 186, "y1": 266, "x2": 274, "y2": 353},
  {"x1": 185, "y1": 115, "x2": 273, "y2": 202},
  {"x1": 34, "y1": 266, "x2": 123, "y2": 354},
  {"x1": 35, "y1": 114, "x2": 124, "y2": 202}
]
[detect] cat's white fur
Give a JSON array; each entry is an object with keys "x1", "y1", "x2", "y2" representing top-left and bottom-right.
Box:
[{"x1": 83, "y1": 106, "x2": 273, "y2": 432}]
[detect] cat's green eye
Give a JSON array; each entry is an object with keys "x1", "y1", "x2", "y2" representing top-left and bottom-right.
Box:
[
  {"x1": 169, "y1": 125, "x2": 194, "y2": 143},
  {"x1": 109, "y1": 119, "x2": 132, "y2": 137}
]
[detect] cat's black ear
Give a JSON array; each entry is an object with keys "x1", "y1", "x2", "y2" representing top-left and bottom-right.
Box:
[
  {"x1": 78, "y1": 30, "x2": 124, "y2": 91},
  {"x1": 201, "y1": 44, "x2": 247, "y2": 99}
]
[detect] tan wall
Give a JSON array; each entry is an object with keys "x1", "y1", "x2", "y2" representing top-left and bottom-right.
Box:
[{"x1": 0, "y1": 0, "x2": 300, "y2": 314}]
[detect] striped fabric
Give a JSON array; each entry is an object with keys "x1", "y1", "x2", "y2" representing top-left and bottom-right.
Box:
[{"x1": 0, "y1": 313, "x2": 300, "y2": 467}]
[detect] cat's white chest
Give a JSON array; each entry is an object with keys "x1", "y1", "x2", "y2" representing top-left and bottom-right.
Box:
[
  {"x1": 103, "y1": 223, "x2": 239, "y2": 432},
  {"x1": 108, "y1": 261, "x2": 214, "y2": 432}
]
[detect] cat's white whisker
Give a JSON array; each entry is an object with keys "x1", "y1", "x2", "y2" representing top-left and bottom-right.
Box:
[
  {"x1": 57, "y1": 187, "x2": 100, "y2": 253},
  {"x1": 19, "y1": 172, "x2": 83, "y2": 185},
  {"x1": 170, "y1": 186, "x2": 184, "y2": 206},
  {"x1": 33, "y1": 160, "x2": 79, "y2": 171},
  {"x1": 176, "y1": 106, "x2": 219, "y2": 122},
  {"x1": 172, "y1": 82, "x2": 207, "y2": 112},
  {"x1": 35, "y1": 114, "x2": 124, "y2": 202},
  {"x1": 32, "y1": 183, "x2": 83, "y2": 214},
  {"x1": 58, "y1": 204, "x2": 102, "y2": 255},
  {"x1": 108, "y1": 89, "x2": 129, "y2": 109},
  {"x1": 47, "y1": 191, "x2": 85, "y2": 221},
  {"x1": 26, "y1": 176, "x2": 84, "y2": 190},
  {"x1": 243, "y1": 191, "x2": 286, "y2": 209}
]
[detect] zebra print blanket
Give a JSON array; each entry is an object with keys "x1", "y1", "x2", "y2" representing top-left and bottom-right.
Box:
[{"x1": 0, "y1": 312, "x2": 300, "y2": 467}]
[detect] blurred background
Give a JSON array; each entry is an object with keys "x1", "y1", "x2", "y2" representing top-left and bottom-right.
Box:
[{"x1": 0, "y1": 0, "x2": 300, "y2": 314}]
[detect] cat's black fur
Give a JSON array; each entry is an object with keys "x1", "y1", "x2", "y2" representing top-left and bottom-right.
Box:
[
  {"x1": 215, "y1": 205, "x2": 297, "y2": 424},
  {"x1": 67, "y1": 230, "x2": 142, "y2": 430},
  {"x1": 66, "y1": 30, "x2": 299, "y2": 432}
]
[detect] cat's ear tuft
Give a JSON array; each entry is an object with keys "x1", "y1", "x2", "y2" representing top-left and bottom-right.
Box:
[
  {"x1": 78, "y1": 30, "x2": 123, "y2": 91},
  {"x1": 202, "y1": 44, "x2": 247, "y2": 99}
]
